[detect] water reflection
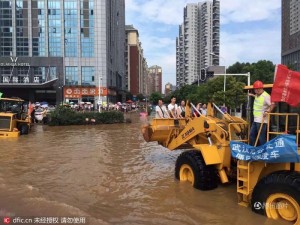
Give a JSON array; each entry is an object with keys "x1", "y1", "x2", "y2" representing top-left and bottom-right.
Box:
[{"x1": 0, "y1": 114, "x2": 288, "y2": 225}]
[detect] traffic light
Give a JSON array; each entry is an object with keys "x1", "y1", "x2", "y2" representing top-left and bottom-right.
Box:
[{"x1": 201, "y1": 69, "x2": 206, "y2": 77}]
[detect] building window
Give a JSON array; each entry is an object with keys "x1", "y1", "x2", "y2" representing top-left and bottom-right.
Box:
[
  {"x1": 48, "y1": 0, "x2": 62, "y2": 56},
  {"x1": 0, "y1": 1, "x2": 13, "y2": 56},
  {"x1": 64, "y1": 0, "x2": 78, "y2": 57},
  {"x1": 32, "y1": 0, "x2": 46, "y2": 56},
  {"x1": 81, "y1": 66, "x2": 94, "y2": 86},
  {"x1": 65, "y1": 67, "x2": 78, "y2": 86},
  {"x1": 49, "y1": 67, "x2": 57, "y2": 80},
  {"x1": 33, "y1": 67, "x2": 46, "y2": 83},
  {"x1": 80, "y1": 0, "x2": 94, "y2": 57}
]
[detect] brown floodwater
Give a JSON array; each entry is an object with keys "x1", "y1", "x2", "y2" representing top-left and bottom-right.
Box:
[{"x1": 0, "y1": 113, "x2": 289, "y2": 225}]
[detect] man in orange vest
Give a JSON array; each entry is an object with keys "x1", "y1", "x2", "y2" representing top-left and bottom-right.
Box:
[{"x1": 248, "y1": 80, "x2": 276, "y2": 146}]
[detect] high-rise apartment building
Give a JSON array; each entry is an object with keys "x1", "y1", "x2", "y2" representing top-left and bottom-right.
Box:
[
  {"x1": 164, "y1": 82, "x2": 176, "y2": 96},
  {"x1": 0, "y1": 0, "x2": 125, "y2": 106},
  {"x1": 148, "y1": 65, "x2": 162, "y2": 95},
  {"x1": 176, "y1": 0, "x2": 220, "y2": 87},
  {"x1": 282, "y1": 0, "x2": 300, "y2": 71},
  {"x1": 125, "y1": 25, "x2": 148, "y2": 97}
]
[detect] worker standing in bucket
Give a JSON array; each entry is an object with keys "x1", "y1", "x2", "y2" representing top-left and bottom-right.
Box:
[{"x1": 248, "y1": 80, "x2": 276, "y2": 146}]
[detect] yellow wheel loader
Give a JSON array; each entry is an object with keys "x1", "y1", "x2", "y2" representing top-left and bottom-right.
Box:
[
  {"x1": 0, "y1": 97, "x2": 31, "y2": 137},
  {"x1": 142, "y1": 100, "x2": 300, "y2": 224}
]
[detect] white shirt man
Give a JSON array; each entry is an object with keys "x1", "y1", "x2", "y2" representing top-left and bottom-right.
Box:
[
  {"x1": 155, "y1": 99, "x2": 169, "y2": 118},
  {"x1": 168, "y1": 96, "x2": 178, "y2": 118}
]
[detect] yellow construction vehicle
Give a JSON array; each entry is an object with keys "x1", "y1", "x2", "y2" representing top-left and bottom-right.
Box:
[
  {"x1": 142, "y1": 98, "x2": 300, "y2": 224},
  {"x1": 0, "y1": 97, "x2": 31, "y2": 137}
]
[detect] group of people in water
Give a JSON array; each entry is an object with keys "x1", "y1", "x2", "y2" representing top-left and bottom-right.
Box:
[{"x1": 155, "y1": 96, "x2": 207, "y2": 119}]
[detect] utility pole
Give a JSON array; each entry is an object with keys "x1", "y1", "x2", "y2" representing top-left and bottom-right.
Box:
[{"x1": 98, "y1": 75, "x2": 102, "y2": 113}]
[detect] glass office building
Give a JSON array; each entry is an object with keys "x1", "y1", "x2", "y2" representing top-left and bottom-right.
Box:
[{"x1": 0, "y1": 0, "x2": 125, "y2": 105}]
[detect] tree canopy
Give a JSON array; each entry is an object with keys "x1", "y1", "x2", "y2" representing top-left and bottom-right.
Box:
[
  {"x1": 167, "y1": 60, "x2": 277, "y2": 109},
  {"x1": 149, "y1": 92, "x2": 163, "y2": 105},
  {"x1": 227, "y1": 60, "x2": 275, "y2": 84}
]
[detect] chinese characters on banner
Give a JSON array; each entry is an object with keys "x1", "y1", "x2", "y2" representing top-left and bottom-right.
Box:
[
  {"x1": 63, "y1": 87, "x2": 108, "y2": 99},
  {"x1": 230, "y1": 135, "x2": 299, "y2": 163}
]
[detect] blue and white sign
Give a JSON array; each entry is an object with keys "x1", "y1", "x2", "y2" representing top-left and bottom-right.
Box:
[{"x1": 230, "y1": 135, "x2": 300, "y2": 163}]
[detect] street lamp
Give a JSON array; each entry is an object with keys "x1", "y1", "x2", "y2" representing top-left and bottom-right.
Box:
[
  {"x1": 57, "y1": 85, "x2": 64, "y2": 106},
  {"x1": 98, "y1": 75, "x2": 102, "y2": 113}
]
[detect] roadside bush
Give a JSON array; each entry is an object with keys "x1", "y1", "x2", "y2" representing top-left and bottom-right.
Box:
[{"x1": 48, "y1": 106, "x2": 124, "y2": 126}]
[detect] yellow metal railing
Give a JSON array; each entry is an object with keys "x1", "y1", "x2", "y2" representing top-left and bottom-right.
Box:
[{"x1": 266, "y1": 113, "x2": 299, "y2": 146}]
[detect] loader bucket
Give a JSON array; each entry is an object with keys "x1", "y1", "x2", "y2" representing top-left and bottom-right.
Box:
[{"x1": 141, "y1": 118, "x2": 187, "y2": 143}]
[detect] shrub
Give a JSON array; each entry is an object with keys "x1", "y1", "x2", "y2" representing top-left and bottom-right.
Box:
[{"x1": 48, "y1": 106, "x2": 124, "y2": 126}]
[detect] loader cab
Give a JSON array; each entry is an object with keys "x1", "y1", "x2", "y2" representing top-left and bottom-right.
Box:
[
  {"x1": 0, "y1": 97, "x2": 28, "y2": 120},
  {"x1": 0, "y1": 98, "x2": 31, "y2": 137},
  {"x1": 277, "y1": 102, "x2": 300, "y2": 133}
]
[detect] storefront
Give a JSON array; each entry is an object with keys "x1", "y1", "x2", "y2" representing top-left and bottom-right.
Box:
[{"x1": 63, "y1": 86, "x2": 108, "y2": 107}]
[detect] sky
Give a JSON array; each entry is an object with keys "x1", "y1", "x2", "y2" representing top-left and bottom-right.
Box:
[{"x1": 125, "y1": 0, "x2": 282, "y2": 89}]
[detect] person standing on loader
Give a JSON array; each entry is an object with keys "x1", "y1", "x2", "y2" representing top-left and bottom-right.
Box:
[{"x1": 248, "y1": 80, "x2": 276, "y2": 146}]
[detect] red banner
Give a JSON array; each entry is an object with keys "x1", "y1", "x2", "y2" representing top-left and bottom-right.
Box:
[{"x1": 271, "y1": 64, "x2": 300, "y2": 106}]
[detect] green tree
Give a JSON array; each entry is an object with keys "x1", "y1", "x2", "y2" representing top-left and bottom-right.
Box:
[
  {"x1": 227, "y1": 60, "x2": 275, "y2": 85},
  {"x1": 136, "y1": 93, "x2": 145, "y2": 101},
  {"x1": 206, "y1": 76, "x2": 224, "y2": 104},
  {"x1": 149, "y1": 92, "x2": 162, "y2": 105},
  {"x1": 170, "y1": 85, "x2": 198, "y2": 103},
  {"x1": 226, "y1": 62, "x2": 251, "y2": 74},
  {"x1": 223, "y1": 77, "x2": 247, "y2": 109},
  {"x1": 166, "y1": 59, "x2": 274, "y2": 110}
]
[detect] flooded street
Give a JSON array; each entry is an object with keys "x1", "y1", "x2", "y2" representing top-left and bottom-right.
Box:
[{"x1": 0, "y1": 113, "x2": 288, "y2": 225}]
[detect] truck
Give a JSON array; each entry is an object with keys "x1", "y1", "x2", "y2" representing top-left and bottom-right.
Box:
[
  {"x1": 142, "y1": 94, "x2": 300, "y2": 224},
  {"x1": 0, "y1": 97, "x2": 31, "y2": 137}
]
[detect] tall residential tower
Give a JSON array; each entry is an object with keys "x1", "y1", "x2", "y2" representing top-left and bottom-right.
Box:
[{"x1": 176, "y1": 0, "x2": 220, "y2": 87}]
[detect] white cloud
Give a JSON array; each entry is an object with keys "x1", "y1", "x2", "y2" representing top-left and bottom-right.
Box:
[
  {"x1": 221, "y1": 29, "x2": 281, "y2": 67},
  {"x1": 126, "y1": 0, "x2": 190, "y2": 25},
  {"x1": 125, "y1": 0, "x2": 282, "y2": 89},
  {"x1": 127, "y1": 0, "x2": 281, "y2": 25},
  {"x1": 221, "y1": 0, "x2": 281, "y2": 24}
]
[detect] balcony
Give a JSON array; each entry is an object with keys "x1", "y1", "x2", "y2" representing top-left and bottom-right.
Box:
[
  {"x1": 213, "y1": 41, "x2": 220, "y2": 46},
  {"x1": 213, "y1": 15, "x2": 220, "y2": 21},
  {"x1": 213, "y1": 22, "x2": 220, "y2": 28},
  {"x1": 213, "y1": 1, "x2": 220, "y2": 7}
]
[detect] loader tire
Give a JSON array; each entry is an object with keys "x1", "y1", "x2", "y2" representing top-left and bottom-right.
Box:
[
  {"x1": 251, "y1": 171, "x2": 300, "y2": 223},
  {"x1": 175, "y1": 150, "x2": 218, "y2": 190},
  {"x1": 19, "y1": 124, "x2": 29, "y2": 135}
]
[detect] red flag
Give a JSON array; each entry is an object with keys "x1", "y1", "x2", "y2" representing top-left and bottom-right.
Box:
[{"x1": 271, "y1": 64, "x2": 300, "y2": 106}]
